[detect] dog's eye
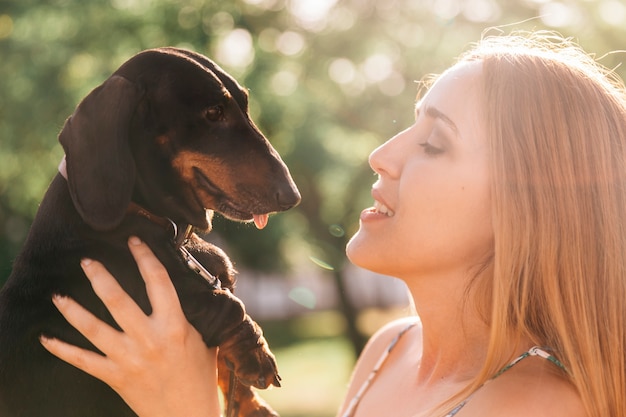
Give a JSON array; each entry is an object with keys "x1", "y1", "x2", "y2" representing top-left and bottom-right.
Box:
[{"x1": 204, "y1": 106, "x2": 224, "y2": 122}]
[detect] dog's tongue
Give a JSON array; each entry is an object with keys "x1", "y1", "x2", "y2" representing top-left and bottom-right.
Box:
[{"x1": 253, "y1": 214, "x2": 269, "y2": 229}]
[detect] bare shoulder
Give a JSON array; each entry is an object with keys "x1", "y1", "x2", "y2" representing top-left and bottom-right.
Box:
[
  {"x1": 363, "y1": 316, "x2": 421, "y2": 357},
  {"x1": 354, "y1": 316, "x2": 420, "y2": 377},
  {"x1": 337, "y1": 316, "x2": 420, "y2": 415},
  {"x1": 462, "y1": 354, "x2": 587, "y2": 417}
]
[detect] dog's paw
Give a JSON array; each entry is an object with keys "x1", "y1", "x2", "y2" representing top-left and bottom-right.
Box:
[
  {"x1": 218, "y1": 321, "x2": 281, "y2": 389},
  {"x1": 218, "y1": 341, "x2": 281, "y2": 417},
  {"x1": 223, "y1": 351, "x2": 280, "y2": 389}
]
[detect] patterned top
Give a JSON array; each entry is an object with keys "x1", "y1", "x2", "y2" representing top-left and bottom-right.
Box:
[{"x1": 341, "y1": 322, "x2": 567, "y2": 417}]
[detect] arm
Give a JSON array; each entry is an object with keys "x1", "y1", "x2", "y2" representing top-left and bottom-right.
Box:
[{"x1": 40, "y1": 236, "x2": 221, "y2": 417}]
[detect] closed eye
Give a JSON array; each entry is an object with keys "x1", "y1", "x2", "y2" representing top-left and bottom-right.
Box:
[{"x1": 419, "y1": 141, "x2": 444, "y2": 156}]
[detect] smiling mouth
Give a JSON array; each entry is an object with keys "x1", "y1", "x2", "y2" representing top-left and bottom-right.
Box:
[
  {"x1": 193, "y1": 167, "x2": 271, "y2": 229},
  {"x1": 373, "y1": 200, "x2": 395, "y2": 217}
]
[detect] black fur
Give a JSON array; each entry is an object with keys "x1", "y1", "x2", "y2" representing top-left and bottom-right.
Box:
[{"x1": 0, "y1": 48, "x2": 300, "y2": 417}]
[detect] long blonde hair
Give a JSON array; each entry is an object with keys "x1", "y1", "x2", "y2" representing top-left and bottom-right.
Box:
[{"x1": 441, "y1": 32, "x2": 626, "y2": 416}]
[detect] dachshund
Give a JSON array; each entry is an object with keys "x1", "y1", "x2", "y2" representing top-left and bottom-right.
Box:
[{"x1": 0, "y1": 47, "x2": 300, "y2": 417}]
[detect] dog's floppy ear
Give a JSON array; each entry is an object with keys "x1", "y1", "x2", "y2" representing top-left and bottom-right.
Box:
[{"x1": 59, "y1": 75, "x2": 143, "y2": 231}]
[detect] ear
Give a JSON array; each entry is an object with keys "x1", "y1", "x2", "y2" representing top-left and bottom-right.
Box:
[{"x1": 59, "y1": 75, "x2": 143, "y2": 231}]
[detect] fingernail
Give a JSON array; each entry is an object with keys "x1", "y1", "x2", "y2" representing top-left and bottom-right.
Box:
[
  {"x1": 39, "y1": 334, "x2": 51, "y2": 344},
  {"x1": 52, "y1": 293, "x2": 66, "y2": 305},
  {"x1": 81, "y1": 258, "x2": 93, "y2": 267},
  {"x1": 129, "y1": 236, "x2": 142, "y2": 246}
]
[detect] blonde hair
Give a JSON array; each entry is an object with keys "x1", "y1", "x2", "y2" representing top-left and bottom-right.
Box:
[{"x1": 439, "y1": 31, "x2": 626, "y2": 416}]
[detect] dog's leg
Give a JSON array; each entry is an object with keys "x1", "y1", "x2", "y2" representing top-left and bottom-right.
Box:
[
  {"x1": 183, "y1": 236, "x2": 237, "y2": 291},
  {"x1": 180, "y1": 238, "x2": 281, "y2": 416},
  {"x1": 218, "y1": 347, "x2": 279, "y2": 417},
  {"x1": 178, "y1": 287, "x2": 280, "y2": 417},
  {"x1": 217, "y1": 314, "x2": 281, "y2": 389}
]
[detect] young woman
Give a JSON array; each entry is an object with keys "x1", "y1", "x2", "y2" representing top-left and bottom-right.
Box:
[{"x1": 42, "y1": 31, "x2": 626, "y2": 416}]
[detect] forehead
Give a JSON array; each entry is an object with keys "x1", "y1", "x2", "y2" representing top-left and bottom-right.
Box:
[
  {"x1": 418, "y1": 61, "x2": 485, "y2": 141},
  {"x1": 418, "y1": 61, "x2": 483, "y2": 111}
]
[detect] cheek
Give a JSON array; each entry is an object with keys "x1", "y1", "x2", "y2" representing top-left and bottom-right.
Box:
[
  {"x1": 398, "y1": 167, "x2": 493, "y2": 271},
  {"x1": 433, "y1": 172, "x2": 493, "y2": 260},
  {"x1": 347, "y1": 162, "x2": 493, "y2": 276}
]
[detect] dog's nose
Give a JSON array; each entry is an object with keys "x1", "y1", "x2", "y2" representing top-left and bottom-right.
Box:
[{"x1": 276, "y1": 184, "x2": 301, "y2": 210}]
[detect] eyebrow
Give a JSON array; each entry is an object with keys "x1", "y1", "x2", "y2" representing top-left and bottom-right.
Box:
[{"x1": 416, "y1": 104, "x2": 458, "y2": 132}]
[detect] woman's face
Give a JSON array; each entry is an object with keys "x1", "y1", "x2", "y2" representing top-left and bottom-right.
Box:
[{"x1": 346, "y1": 61, "x2": 493, "y2": 281}]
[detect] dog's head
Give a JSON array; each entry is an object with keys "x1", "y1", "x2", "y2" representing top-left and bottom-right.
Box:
[{"x1": 59, "y1": 47, "x2": 300, "y2": 232}]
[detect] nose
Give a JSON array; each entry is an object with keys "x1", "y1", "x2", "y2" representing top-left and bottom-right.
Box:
[
  {"x1": 276, "y1": 181, "x2": 301, "y2": 210},
  {"x1": 368, "y1": 133, "x2": 402, "y2": 178}
]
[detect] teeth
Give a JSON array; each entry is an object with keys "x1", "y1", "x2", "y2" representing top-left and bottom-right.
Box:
[{"x1": 374, "y1": 200, "x2": 394, "y2": 217}]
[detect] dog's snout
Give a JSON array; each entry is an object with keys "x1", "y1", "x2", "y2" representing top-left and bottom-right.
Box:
[{"x1": 276, "y1": 183, "x2": 301, "y2": 210}]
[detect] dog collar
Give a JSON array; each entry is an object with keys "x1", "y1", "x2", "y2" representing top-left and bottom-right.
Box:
[
  {"x1": 59, "y1": 155, "x2": 220, "y2": 290},
  {"x1": 126, "y1": 202, "x2": 192, "y2": 248},
  {"x1": 177, "y1": 244, "x2": 221, "y2": 290},
  {"x1": 127, "y1": 204, "x2": 221, "y2": 290},
  {"x1": 59, "y1": 155, "x2": 191, "y2": 247}
]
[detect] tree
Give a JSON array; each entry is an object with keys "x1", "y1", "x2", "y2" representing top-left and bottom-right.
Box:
[{"x1": 1, "y1": 0, "x2": 625, "y2": 355}]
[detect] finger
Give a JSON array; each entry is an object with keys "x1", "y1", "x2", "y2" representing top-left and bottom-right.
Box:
[
  {"x1": 127, "y1": 236, "x2": 183, "y2": 317},
  {"x1": 50, "y1": 294, "x2": 124, "y2": 361},
  {"x1": 80, "y1": 258, "x2": 149, "y2": 336},
  {"x1": 39, "y1": 334, "x2": 116, "y2": 386}
]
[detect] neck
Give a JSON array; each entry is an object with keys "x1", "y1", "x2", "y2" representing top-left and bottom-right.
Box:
[
  {"x1": 406, "y1": 268, "x2": 531, "y2": 385},
  {"x1": 127, "y1": 202, "x2": 193, "y2": 248},
  {"x1": 58, "y1": 155, "x2": 192, "y2": 247},
  {"x1": 404, "y1": 269, "x2": 492, "y2": 385}
]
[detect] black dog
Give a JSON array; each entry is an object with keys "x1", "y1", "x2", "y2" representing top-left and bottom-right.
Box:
[{"x1": 0, "y1": 47, "x2": 300, "y2": 417}]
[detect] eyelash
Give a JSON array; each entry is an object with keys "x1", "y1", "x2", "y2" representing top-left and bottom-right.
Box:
[{"x1": 419, "y1": 141, "x2": 444, "y2": 156}]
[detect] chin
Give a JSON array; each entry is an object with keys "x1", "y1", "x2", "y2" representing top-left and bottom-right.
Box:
[
  {"x1": 346, "y1": 230, "x2": 399, "y2": 278},
  {"x1": 345, "y1": 231, "x2": 371, "y2": 268}
]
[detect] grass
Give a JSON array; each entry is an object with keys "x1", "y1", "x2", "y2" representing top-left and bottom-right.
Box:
[
  {"x1": 245, "y1": 307, "x2": 413, "y2": 417},
  {"x1": 255, "y1": 337, "x2": 354, "y2": 417}
]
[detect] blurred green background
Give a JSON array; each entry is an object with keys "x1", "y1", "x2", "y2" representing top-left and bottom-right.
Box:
[{"x1": 1, "y1": 0, "x2": 625, "y2": 416}]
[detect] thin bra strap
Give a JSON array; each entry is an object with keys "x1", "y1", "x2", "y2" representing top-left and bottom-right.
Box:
[
  {"x1": 445, "y1": 346, "x2": 567, "y2": 416},
  {"x1": 340, "y1": 321, "x2": 417, "y2": 417},
  {"x1": 492, "y1": 346, "x2": 567, "y2": 379},
  {"x1": 341, "y1": 324, "x2": 567, "y2": 417}
]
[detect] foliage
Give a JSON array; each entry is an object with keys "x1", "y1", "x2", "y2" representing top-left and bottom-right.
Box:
[
  {"x1": 1, "y1": 0, "x2": 625, "y2": 286},
  {"x1": 1, "y1": 2, "x2": 625, "y2": 414}
]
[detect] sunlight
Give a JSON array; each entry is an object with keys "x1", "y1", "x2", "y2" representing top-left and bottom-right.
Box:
[
  {"x1": 215, "y1": 28, "x2": 254, "y2": 69},
  {"x1": 362, "y1": 54, "x2": 393, "y2": 83},
  {"x1": 328, "y1": 58, "x2": 356, "y2": 85},
  {"x1": 288, "y1": 287, "x2": 317, "y2": 309},
  {"x1": 288, "y1": 0, "x2": 338, "y2": 31},
  {"x1": 271, "y1": 69, "x2": 300, "y2": 96},
  {"x1": 538, "y1": 1, "x2": 583, "y2": 27},
  {"x1": 463, "y1": 0, "x2": 501, "y2": 22},
  {"x1": 599, "y1": 0, "x2": 626, "y2": 26},
  {"x1": 276, "y1": 31, "x2": 306, "y2": 56}
]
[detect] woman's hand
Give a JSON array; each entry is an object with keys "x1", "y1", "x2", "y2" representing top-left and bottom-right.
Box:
[{"x1": 40, "y1": 236, "x2": 221, "y2": 417}]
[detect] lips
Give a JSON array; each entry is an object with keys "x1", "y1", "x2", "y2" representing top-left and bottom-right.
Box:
[
  {"x1": 373, "y1": 200, "x2": 394, "y2": 216},
  {"x1": 194, "y1": 167, "x2": 224, "y2": 199},
  {"x1": 194, "y1": 168, "x2": 271, "y2": 229},
  {"x1": 371, "y1": 189, "x2": 395, "y2": 217}
]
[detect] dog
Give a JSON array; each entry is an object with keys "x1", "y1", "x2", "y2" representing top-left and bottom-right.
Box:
[{"x1": 0, "y1": 47, "x2": 300, "y2": 417}]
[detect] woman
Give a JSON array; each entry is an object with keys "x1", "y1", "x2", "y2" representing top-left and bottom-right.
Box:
[{"x1": 42, "y1": 31, "x2": 626, "y2": 416}]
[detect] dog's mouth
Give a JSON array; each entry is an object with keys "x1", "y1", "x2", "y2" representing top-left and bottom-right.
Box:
[{"x1": 194, "y1": 168, "x2": 271, "y2": 229}]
